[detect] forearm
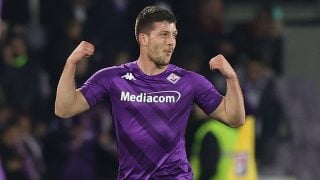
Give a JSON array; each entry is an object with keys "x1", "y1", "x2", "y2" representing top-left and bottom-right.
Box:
[
  {"x1": 55, "y1": 41, "x2": 93, "y2": 118},
  {"x1": 55, "y1": 61, "x2": 79, "y2": 118},
  {"x1": 208, "y1": 54, "x2": 245, "y2": 127},
  {"x1": 224, "y1": 76, "x2": 245, "y2": 127}
]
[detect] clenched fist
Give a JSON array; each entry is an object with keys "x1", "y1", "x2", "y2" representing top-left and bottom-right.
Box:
[
  {"x1": 209, "y1": 54, "x2": 237, "y2": 79},
  {"x1": 67, "y1": 41, "x2": 95, "y2": 65}
]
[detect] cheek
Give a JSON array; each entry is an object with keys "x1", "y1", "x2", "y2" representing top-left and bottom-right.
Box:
[{"x1": 149, "y1": 42, "x2": 162, "y2": 53}]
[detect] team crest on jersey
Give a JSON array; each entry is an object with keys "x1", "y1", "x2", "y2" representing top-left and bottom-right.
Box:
[
  {"x1": 121, "y1": 72, "x2": 136, "y2": 81},
  {"x1": 166, "y1": 73, "x2": 181, "y2": 84}
]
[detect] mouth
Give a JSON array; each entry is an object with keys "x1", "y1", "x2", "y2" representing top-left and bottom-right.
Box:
[{"x1": 164, "y1": 49, "x2": 173, "y2": 54}]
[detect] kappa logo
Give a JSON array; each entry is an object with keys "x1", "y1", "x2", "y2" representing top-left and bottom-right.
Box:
[
  {"x1": 166, "y1": 73, "x2": 181, "y2": 84},
  {"x1": 121, "y1": 72, "x2": 136, "y2": 81}
]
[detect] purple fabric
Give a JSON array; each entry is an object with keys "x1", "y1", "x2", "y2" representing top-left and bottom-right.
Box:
[
  {"x1": 62, "y1": 141, "x2": 95, "y2": 180},
  {"x1": 0, "y1": 0, "x2": 2, "y2": 24},
  {"x1": 0, "y1": 0, "x2": 2, "y2": 18},
  {"x1": 0, "y1": 0, "x2": 2, "y2": 37},
  {"x1": 80, "y1": 61, "x2": 222, "y2": 179},
  {"x1": 0, "y1": 158, "x2": 6, "y2": 180}
]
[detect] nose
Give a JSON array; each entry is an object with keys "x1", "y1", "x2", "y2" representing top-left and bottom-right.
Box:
[{"x1": 167, "y1": 35, "x2": 176, "y2": 46}]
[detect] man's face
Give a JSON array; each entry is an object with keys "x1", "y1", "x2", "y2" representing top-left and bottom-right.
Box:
[{"x1": 146, "y1": 21, "x2": 177, "y2": 67}]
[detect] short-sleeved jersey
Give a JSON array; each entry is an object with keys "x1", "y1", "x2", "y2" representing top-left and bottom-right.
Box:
[{"x1": 79, "y1": 61, "x2": 223, "y2": 180}]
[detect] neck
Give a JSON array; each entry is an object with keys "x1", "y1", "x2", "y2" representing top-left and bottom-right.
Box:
[{"x1": 137, "y1": 56, "x2": 168, "y2": 76}]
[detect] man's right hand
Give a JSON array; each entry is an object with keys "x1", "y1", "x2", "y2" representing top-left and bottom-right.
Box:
[
  {"x1": 55, "y1": 41, "x2": 93, "y2": 118},
  {"x1": 67, "y1": 41, "x2": 95, "y2": 65}
]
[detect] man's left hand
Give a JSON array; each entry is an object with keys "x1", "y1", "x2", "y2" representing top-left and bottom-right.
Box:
[{"x1": 209, "y1": 54, "x2": 237, "y2": 80}]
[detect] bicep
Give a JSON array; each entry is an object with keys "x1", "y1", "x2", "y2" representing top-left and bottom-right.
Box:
[
  {"x1": 209, "y1": 97, "x2": 228, "y2": 124},
  {"x1": 73, "y1": 89, "x2": 90, "y2": 114}
]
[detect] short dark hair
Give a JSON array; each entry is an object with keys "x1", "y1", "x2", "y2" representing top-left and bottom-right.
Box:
[{"x1": 135, "y1": 6, "x2": 176, "y2": 41}]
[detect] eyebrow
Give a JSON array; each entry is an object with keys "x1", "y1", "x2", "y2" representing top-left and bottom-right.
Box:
[{"x1": 159, "y1": 30, "x2": 178, "y2": 34}]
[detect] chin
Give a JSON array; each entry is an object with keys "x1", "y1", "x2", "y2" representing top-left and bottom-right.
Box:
[
  {"x1": 161, "y1": 59, "x2": 171, "y2": 66},
  {"x1": 153, "y1": 57, "x2": 170, "y2": 67},
  {"x1": 155, "y1": 61, "x2": 169, "y2": 67}
]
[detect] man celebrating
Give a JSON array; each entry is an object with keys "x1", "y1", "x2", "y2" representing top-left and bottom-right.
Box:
[{"x1": 55, "y1": 6, "x2": 245, "y2": 179}]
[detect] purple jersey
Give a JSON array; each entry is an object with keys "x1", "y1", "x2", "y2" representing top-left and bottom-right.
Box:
[{"x1": 80, "y1": 61, "x2": 222, "y2": 180}]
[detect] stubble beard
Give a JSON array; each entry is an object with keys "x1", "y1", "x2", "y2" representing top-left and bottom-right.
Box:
[{"x1": 149, "y1": 54, "x2": 170, "y2": 68}]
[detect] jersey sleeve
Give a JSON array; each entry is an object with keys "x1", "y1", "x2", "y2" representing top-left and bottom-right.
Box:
[
  {"x1": 79, "y1": 68, "x2": 111, "y2": 108},
  {"x1": 192, "y1": 73, "x2": 223, "y2": 115}
]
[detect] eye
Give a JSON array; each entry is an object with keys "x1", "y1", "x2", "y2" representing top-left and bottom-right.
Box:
[
  {"x1": 160, "y1": 33, "x2": 168, "y2": 37},
  {"x1": 173, "y1": 33, "x2": 177, "y2": 39}
]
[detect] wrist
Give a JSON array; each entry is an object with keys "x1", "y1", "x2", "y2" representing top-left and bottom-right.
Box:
[
  {"x1": 226, "y1": 73, "x2": 238, "y2": 81},
  {"x1": 67, "y1": 58, "x2": 78, "y2": 66}
]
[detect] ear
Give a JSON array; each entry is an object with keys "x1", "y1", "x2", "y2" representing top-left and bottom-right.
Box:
[{"x1": 138, "y1": 33, "x2": 148, "y2": 46}]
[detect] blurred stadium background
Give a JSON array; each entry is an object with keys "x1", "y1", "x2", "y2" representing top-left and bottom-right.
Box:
[{"x1": 0, "y1": 0, "x2": 319, "y2": 180}]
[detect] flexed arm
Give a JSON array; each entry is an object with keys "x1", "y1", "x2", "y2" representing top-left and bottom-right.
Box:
[
  {"x1": 209, "y1": 54, "x2": 245, "y2": 127},
  {"x1": 55, "y1": 41, "x2": 95, "y2": 118}
]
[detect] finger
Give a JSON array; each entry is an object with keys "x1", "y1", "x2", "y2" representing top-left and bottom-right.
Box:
[
  {"x1": 210, "y1": 60, "x2": 222, "y2": 70},
  {"x1": 84, "y1": 44, "x2": 95, "y2": 55},
  {"x1": 210, "y1": 64, "x2": 222, "y2": 71},
  {"x1": 88, "y1": 45, "x2": 95, "y2": 54},
  {"x1": 80, "y1": 41, "x2": 95, "y2": 50},
  {"x1": 85, "y1": 54, "x2": 92, "y2": 58},
  {"x1": 209, "y1": 54, "x2": 225, "y2": 69},
  {"x1": 85, "y1": 43, "x2": 95, "y2": 50},
  {"x1": 84, "y1": 46, "x2": 94, "y2": 53},
  {"x1": 85, "y1": 50, "x2": 94, "y2": 57},
  {"x1": 209, "y1": 58, "x2": 215, "y2": 70}
]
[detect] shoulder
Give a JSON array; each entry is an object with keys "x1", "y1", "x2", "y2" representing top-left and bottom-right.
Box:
[
  {"x1": 170, "y1": 65, "x2": 207, "y2": 82},
  {"x1": 91, "y1": 61, "x2": 134, "y2": 79}
]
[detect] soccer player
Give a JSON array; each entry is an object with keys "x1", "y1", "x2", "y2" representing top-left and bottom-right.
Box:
[{"x1": 55, "y1": 6, "x2": 245, "y2": 179}]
